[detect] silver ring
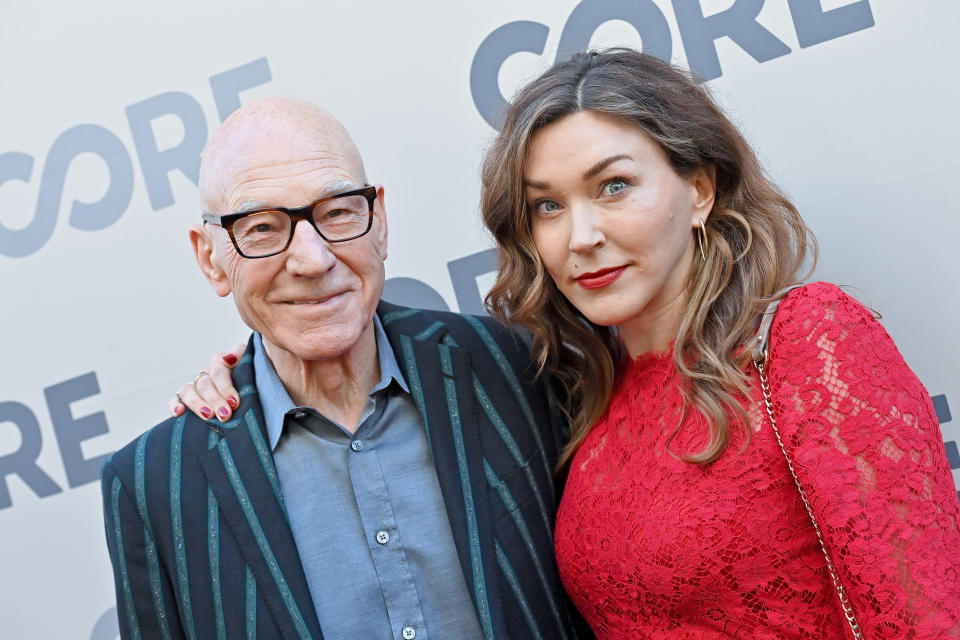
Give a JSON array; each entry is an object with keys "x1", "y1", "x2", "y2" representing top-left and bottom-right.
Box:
[{"x1": 192, "y1": 371, "x2": 209, "y2": 386}]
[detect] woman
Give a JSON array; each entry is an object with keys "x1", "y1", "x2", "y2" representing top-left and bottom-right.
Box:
[
  {"x1": 481, "y1": 48, "x2": 959, "y2": 638},
  {"x1": 178, "y1": 50, "x2": 960, "y2": 637}
]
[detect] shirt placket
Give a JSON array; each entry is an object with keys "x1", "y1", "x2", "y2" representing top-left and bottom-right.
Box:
[{"x1": 349, "y1": 398, "x2": 429, "y2": 640}]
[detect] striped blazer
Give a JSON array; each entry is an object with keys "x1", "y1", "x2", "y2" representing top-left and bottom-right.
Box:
[{"x1": 101, "y1": 302, "x2": 590, "y2": 640}]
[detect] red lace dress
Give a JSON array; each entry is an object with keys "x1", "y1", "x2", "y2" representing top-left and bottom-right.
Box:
[{"x1": 554, "y1": 283, "x2": 960, "y2": 639}]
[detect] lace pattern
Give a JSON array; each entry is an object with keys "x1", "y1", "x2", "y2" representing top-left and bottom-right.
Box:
[{"x1": 554, "y1": 282, "x2": 960, "y2": 639}]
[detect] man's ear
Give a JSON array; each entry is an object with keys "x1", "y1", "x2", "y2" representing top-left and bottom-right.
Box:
[
  {"x1": 189, "y1": 224, "x2": 232, "y2": 297},
  {"x1": 373, "y1": 184, "x2": 388, "y2": 260},
  {"x1": 688, "y1": 165, "x2": 717, "y2": 226}
]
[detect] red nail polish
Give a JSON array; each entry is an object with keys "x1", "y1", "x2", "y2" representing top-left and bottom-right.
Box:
[
  {"x1": 228, "y1": 396, "x2": 239, "y2": 409},
  {"x1": 222, "y1": 354, "x2": 238, "y2": 365},
  {"x1": 218, "y1": 407, "x2": 230, "y2": 419},
  {"x1": 200, "y1": 407, "x2": 213, "y2": 418}
]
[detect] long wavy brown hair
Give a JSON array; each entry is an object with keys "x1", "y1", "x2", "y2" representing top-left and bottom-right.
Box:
[{"x1": 481, "y1": 49, "x2": 816, "y2": 467}]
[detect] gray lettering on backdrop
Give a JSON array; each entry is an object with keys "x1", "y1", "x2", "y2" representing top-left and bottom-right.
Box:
[
  {"x1": 60, "y1": 126, "x2": 136, "y2": 233},
  {"x1": 557, "y1": 0, "x2": 672, "y2": 64},
  {"x1": 382, "y1": 249, "x2": 498, "y2": 315},
  {"x1": 90, "y1": 606, "x2": 119, "y2": 640},
  {"x1": 0, "y1": 152, "x2": 35, "y2": 255},
  {"x1": 126, "y1": 92, "x2": 208, "y2": 211},
  {"x1": 0, "y1": 125, "x2": 134, "y2": 258},
  {"x1": 933, "y1": 395, "x2": 959, "y2": 500},
  {"x1": 788, "y1": 0, "x2": 875, "y2": 49},
  {"x1": 470, "y1": 21, "x2": 549, "y2": 131},
  {"x1": 45, "y1": 372, "x2": 111, "y2": 488},
  {"x1": 672, "y1": 0, "x2": 791, "y2": 81},
  {"x1": 210, "y1": 57, "x2": 273, "y2": 123},
  {"x1": 469, "y1": 0, "x2": 876, "y2": 130},
  {"x1": 0, "y1": 58, "x2": 272, "y2": 258},
  {"x1": 448, "y1": 248, "x2": 498, "y2": 316},
  {"x1": 933, "y1": 395, "x2": 953, "y2": 424},
  {"x1": 0, "y1": 401, "x2": 62, "y2": 510},
  {"x1": 0, "y1": 372, "x2": 110, "y2": 509},
  {"x1": 383, "y1": 277, "x2": 451, "y2": 312}
]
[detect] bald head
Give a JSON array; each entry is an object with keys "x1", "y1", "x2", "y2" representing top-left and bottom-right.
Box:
[
  {"x1": 189, "y1": 96, "x2": 389, "y2": 369},
  {"x1": 199, "y1": 97, "x2": 366, "y2": 214}
]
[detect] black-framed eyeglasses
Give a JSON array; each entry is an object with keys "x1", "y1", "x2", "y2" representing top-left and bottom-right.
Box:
[{"x1": 202, "y1": 185, "x2": 378, "y2": 259}]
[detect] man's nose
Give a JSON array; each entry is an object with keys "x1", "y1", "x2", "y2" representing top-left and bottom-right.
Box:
[
  {"x1": 568, "y1": 204, "x2": 605, "y2": 254},
  {"x1": 284, "y1": 219, "x2": 338, "y2": 275}
]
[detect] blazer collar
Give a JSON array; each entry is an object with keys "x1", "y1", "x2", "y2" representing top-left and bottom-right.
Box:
[
  {"x1": 198, "y1": 339, "x2": 325, "y2": 640},
  {"x1": 201, "y1": 309, "x2": 507, "y2": 640},
  {"x1": 379, "y1": 301, "x2": 506, "y2": 639}
]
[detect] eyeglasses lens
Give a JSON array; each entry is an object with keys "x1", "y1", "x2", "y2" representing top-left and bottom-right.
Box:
[
  {"x1": 312, "y1": 194, "x2": 371, "y2": 240},
  {"x1": 233, "y1": 211, "x2": 289, "y2": 257},
  {"x1": 232, "y1": 194, "x2": 371, "y2": 257}
]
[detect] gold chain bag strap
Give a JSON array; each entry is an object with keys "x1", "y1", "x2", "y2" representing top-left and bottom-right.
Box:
[{"x1": 750, "y1": 289, "x2": 865, "y2": 640}]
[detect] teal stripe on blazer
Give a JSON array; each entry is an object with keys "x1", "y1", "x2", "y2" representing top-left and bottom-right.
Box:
[{"x1": 102, "y1": 301, "x2": 592, "y2": 640}]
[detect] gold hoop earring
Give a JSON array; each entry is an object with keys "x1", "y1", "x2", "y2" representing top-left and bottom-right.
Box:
[{"x1": 696, "y1": 219, "x2": 709, "y2": 261}]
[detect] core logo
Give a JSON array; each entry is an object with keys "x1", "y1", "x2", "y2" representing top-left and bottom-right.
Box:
[
  {"x1": 470, "y1": 0, "x2": 875, "y2": 129},
  {"x1": 0, "y1": 58, "x2": 272, "y2": 258}
]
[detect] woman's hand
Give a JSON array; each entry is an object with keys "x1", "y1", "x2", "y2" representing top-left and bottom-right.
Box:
[{"x1": 170, "y1": 343, "x2": 246, "y2": 422}]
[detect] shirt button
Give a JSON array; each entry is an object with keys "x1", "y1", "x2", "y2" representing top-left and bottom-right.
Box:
[
  {"x1": 401, "y1": 627, "x2": 416, "y2": 640},
  {"x1": 350, "y1": 439, "x2": 364, "y2": 452},
  {"x1": 376, "y1": 530, "x2": 390, "y2": 545}
]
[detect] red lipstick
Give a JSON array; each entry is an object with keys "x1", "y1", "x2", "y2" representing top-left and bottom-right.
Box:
[{"x1": 576, "y1": 266, "x2": 626, "y2": 289}]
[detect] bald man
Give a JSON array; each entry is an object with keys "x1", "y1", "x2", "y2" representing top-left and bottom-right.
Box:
[{"x1": 100, "y1": 98, "x2": 586, "y2": 640}]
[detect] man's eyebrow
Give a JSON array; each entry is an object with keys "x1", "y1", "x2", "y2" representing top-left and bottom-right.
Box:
[
  {"x1": 236, "y1": 200, "x2": 269, "y2": 213},
  {"x1": 583, "y1": 154, "x2": 631, "y2": 180},
  {"x1": 233, "y1": 181, "x2": 362, "y2": 213},
  {"x1": 317, "y1": 180, "x2": 361, "y2": 199}
]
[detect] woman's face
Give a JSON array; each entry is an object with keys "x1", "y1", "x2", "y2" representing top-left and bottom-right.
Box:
[{"x1": 525, "y1": 110, "x2": 714, "y2": 355}]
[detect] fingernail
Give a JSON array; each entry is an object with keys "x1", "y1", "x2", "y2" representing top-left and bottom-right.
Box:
[
  {"x1": 200, "y1": 407, "x2": 213, "y2": 419},
  {"x1": 222, "y1": 354, "x2": 238, "y2": 365},
  {"x1": 173, "y1": 405, "x2": 184, "y2": 416},
  {"x1": 228, "y1": 396, "x2": 239, "y2": 409},
  {"x1": 217, "y1": 406, "x2": 230, "y2": 420}
]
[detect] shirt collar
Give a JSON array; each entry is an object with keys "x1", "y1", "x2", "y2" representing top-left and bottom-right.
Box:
[{"x1": 253, "y1": 313, "x2": 409, "y2": 451}]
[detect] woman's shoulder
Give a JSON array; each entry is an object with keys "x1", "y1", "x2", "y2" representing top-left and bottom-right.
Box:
[
  {"x1": 768, "y1": 281, "x2": 918, "y2": 390},
  {"x1": 773, "y1": 281, "x2": 881, "y2": 343},
  {"x1": 780, "y1": 281, "x2": 869, "y2": 315}
]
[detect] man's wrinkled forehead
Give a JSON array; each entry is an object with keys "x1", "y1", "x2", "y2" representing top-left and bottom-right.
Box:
[{"x1": 199, "y1": 97, "x2": 364, "y2": 211}]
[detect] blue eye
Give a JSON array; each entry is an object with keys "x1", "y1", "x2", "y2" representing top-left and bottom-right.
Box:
[
  {"x1": 603, "y1": 179, "x2": 627, "y2": 196},
  {"x1": 534, "y1": 200, "x2": 561, "y2": 216}
]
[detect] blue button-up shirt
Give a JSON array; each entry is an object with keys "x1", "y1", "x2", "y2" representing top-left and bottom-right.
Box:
[{"x1": 253, "y1": 317, "x2": 483, "y2": 640}]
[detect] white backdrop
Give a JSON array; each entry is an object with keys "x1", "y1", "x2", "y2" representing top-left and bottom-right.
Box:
[{"x1": 1, "y1": 1, "x2": 957, "y2": 638}]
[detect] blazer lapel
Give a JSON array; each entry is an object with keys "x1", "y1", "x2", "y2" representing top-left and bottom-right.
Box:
[
  {"x1": 382, "y1": 303, "x2": 506, "y2": 640},
  {"x1": 199, "y1": 342, "x2": 324, "y2": 640}
]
